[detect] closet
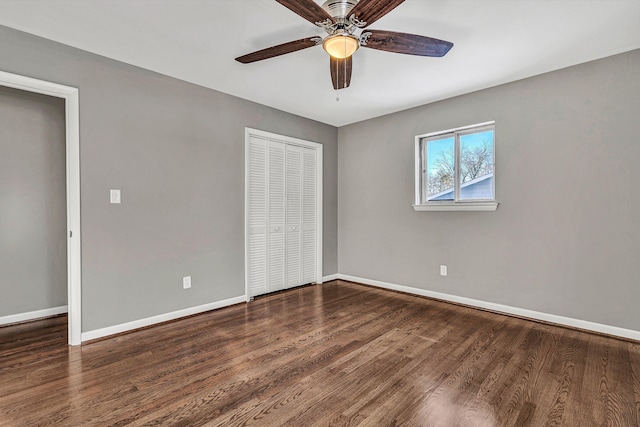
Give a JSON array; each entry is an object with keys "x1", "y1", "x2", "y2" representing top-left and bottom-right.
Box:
[{"x1": 245, "y1": 129, "x2": 322, "y2": 299}]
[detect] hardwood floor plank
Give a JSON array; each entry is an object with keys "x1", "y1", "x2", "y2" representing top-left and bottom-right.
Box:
[
  {"x1": 629, "y1": 343, "x2": 640, "y2": 426},
  {"x1": 1, "y1": 281, "x2": 640, "y2": 426}
]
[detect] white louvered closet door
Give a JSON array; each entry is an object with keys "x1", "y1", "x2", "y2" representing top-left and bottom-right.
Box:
[
  {"x1": 285, "y1": 145, "x2": 303, "y2": 289},
  {"x1": 246, "y1": 130, "x2": 320, "y2": 299},
  {"x1": 247, "y1": 136, "x2": 267, "y2": 296},
  {"x1": 267, "y1": 141, "x2": 286, "y2": 292},
  {"x1": 302, "y1": 147, "x2": 317, "y2": 285}
]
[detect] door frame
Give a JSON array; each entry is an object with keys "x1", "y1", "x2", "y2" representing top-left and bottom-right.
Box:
[
  {"x1": 0, "y1": 71, "x2": 82, "y2": 346},
  {"x1": 244, "y1": 128, "x2": 323, "y2": 301}
]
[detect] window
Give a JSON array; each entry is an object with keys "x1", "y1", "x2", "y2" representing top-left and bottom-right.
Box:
[{"x1": 414, "y1": 122, "x2": 497, "y2": 211}]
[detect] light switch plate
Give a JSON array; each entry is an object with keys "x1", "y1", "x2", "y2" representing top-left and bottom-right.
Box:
[
  {"x1": 110, "y1": 189, "x2": 121, "y2": 204},
  {"x1": 183, "y1": 276, "x2": 192, "y2": 289}
]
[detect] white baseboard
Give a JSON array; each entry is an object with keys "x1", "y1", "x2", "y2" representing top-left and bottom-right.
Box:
[
  {"x1": 0, "y1": 305, "x2": 68, "y2": 326},
  {"x1": 322, "y1": 274, "x2": 339, "y2": 282},
  {"x1": 81, "y1": 295, "x2": 246, "y2": 342},
  {"x1": 337, "y1": 274, "x2": 640, "y2": 342}
]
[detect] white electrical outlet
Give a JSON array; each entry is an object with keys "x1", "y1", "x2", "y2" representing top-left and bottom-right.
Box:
[
  {"x1": 110, "y1": 189, "x2": 121, "y2": 204},
  {"x1": 183, "y1": 276, "x2": 192, "y2": 289},
  {"x1": 440, "y1": 265, "x2": 447, "y2": 276}
]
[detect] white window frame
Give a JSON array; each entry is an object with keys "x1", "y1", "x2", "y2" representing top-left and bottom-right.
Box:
[{"x1": 414, "y1": 121, "x2": 498, "y2": 211}]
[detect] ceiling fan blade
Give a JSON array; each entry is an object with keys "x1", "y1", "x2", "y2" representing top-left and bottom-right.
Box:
[
  {"x1": 330, "y1": 56, "x2": 352, "y2": 90},
  {"x1": 361, "y1": 30, "x2": 453, "y2": 57},
  {"x1": 276, "y1": 0, "x2": 335, "y2": 26},
  {"x1": 236, "y1": 37, "x2": 320, "y2": 64},
  {"x1": 348, "y1": 0, "x2": 405, "y2": 28}
]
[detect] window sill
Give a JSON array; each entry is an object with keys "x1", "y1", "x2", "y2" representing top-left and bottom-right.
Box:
[{"x1": 412, "y1": 202, "x2": 499, "y2": 212}]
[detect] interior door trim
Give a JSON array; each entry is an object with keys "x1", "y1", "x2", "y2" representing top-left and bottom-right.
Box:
[{"x1": 0, "y1": 70, "x2": 82, "y2": 345}]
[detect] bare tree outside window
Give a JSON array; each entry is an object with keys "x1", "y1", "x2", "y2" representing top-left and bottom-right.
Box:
[
  {"x1": 427, "y1": 150, "x2": 454, "y2": 196},
  {"x1": 460, "y1": 139, "x2": 493, "y2": 184},
  {"x1": 425, "y1": 129, "x2": 494, "y2": 199}
]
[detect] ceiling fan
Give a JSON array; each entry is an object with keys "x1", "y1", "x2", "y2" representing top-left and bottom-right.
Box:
[{"x1": 235, "y1": 0, "x2": 454, "y2": 90}]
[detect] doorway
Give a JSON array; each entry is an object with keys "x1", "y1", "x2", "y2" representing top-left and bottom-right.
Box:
[{"x1": 0, "y1": 71, "x2": 81, "y2": 345}]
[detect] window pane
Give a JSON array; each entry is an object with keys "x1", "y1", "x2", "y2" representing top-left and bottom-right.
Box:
[
  {"x1": 459, "y1": 130, "x2": 494, "y2": 200},
  {"x1": 425, "y1": 137, "x2": 455, "y2": 201}
]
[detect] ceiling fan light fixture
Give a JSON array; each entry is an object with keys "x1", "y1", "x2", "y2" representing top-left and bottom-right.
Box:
[{"x1": 323, "y1": 33, "x2": 359, "y2": 59}]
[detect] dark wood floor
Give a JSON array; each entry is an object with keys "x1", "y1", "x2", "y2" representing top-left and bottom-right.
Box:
[{"x1": 1, "y1": 281, "x2": 639, "y2": 426}]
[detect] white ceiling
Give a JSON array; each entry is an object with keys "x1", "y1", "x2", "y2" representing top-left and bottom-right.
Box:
[{"x1": 1, "y1": 0, "x2": 639, "y2": 127}]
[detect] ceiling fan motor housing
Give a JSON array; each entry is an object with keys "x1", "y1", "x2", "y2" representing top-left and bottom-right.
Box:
[{"x1": 321, "y1": 0, "x2": 358, "y2": 19}]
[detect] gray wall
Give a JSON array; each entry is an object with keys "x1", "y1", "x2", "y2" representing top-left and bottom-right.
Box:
[
  {"x1": 0, "y1": 25, "x2": 338, "y2": 331},
  {"x1": 0, "y1": 86, "x2": 67, "y2": 316},
  {"x1": 338, "y1": 49, "x2": 640, "y2": 331}
]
